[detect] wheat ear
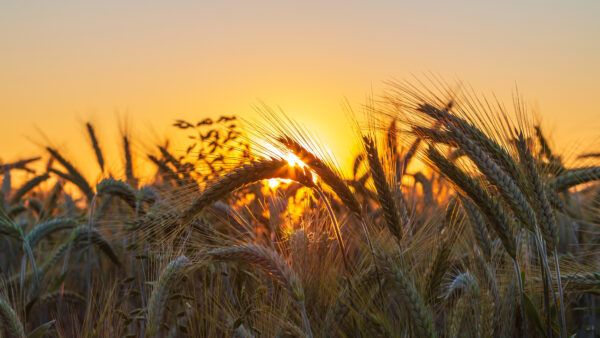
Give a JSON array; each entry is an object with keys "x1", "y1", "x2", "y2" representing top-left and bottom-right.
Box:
[
  {"x1": 446, "y1": 126, "x2": 537, "y2": 232},
  {"x1": 25, "y1": 217, "x2": 77, "y2": 248},
  {"x1": 0, "y1": 296, "x2": 25, "y2": 338},
  {"x1": 548, "y1": 167, "x2": 600, "y2": 192},
  {"x1": 86, "y1": 122, "x2": 105, "y2": 172},
  {"x1": 460, "y1": 197, "x2": 492, "y2": 260},
  {"x1": 418, "y1": 104, "x2": 522, "y2": 184},
  {"x1": 364, "y1": 136, "x2": 404, "y2": 241},
  {"x1": 426, "y1": 146, "x2": 516, "y2": 259},
  {"x1": 97, "y1": 178, "x2": 137, "y2": 210},
  {"x1": 46, "y1": 147, "x2": 94, "y2": 200},
  {"x1": 146, "y1": 255, "x2": 189, "y2": 337}
]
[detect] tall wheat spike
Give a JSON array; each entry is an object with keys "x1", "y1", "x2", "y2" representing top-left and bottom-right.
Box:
[
  {"x1": 548, "y1": 167, "x2": 600, "y2": 192},
  {"x1": 86, "y1": 122, "x2": 105, "y2": 173},
  {"x1": 46, "y1": 147, "x2": 94, "y2": 200}
]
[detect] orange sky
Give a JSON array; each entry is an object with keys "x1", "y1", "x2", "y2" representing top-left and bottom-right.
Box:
[{"x1": 1, "y1": 1, "x2": 599, "y2": 183}]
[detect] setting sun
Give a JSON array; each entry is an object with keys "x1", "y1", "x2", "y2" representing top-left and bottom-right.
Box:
[{"x1": 284, "y1": 153, "x2": 305, "y2": 168}]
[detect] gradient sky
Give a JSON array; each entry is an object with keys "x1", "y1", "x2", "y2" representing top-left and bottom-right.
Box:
[{"x1": 1, "y1": 1, "x2": 599, "y2": 181}]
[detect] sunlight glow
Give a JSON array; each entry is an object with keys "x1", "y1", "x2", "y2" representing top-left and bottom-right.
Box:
[
  {"x1": 268, "y1": 178, "x2": 292, "y2": 188},
  {"x1": 284, "y1": 153, "x2": 305, "y2": 168}
]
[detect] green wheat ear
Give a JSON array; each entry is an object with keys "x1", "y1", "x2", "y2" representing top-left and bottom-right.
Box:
[
  {"x1": 146, "y1": 255, "x2": 190, "y2": 338},
  {"x1": 0, "y1": 296, "x2": 26, "y2": 338}
]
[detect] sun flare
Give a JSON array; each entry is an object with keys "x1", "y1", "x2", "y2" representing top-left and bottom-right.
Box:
[{"x1": 284, "y1": 153, "x2": 305, "y2": 168}]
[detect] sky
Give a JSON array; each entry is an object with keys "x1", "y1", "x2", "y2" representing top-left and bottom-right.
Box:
[{"x1": 1, "y1": 0, "x2": 599, "y2": 182}]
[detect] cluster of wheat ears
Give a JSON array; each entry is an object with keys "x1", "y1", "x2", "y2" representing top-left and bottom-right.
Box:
[{"x1": 1, "y1": 83, "x2": 600, "y2": 337}]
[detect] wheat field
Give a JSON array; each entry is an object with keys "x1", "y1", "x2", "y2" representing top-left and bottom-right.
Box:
[{"x1": 1, "y1": 83, "x2": 600, "y2": 337}]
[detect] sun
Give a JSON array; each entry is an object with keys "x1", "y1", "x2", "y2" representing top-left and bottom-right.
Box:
[
  {"x1": 284, "y1": 153, "x2": 305, "y2": 168},
  {"x1": 265, "y1": 152, "x2": 315, "y2": 189},
  {"x1": 267, "y1": 178, "x2": 292, "y2": 188}
]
